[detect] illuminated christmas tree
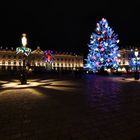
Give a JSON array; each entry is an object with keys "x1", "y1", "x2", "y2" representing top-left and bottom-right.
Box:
[{"x1": 85, "y1": 18, "x2": 120, "y2": 72}]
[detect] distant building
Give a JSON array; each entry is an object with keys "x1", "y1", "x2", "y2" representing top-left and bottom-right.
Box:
[
  {"x1": 1, "y1": 46, "x2": 139, "y2": 73},
  {"x1": 0, "y1": 47, "x2": 84, "y2": 71},
  {"x1": 118, "y1": 46, "x2": 140, "y2": 73}
]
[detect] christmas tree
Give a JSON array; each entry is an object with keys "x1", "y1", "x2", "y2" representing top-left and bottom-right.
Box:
[{"x1": 85, "y1": 18, "x2": 120, "y2": 72}]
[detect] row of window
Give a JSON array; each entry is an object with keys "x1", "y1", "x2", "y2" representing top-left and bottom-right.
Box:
[
  {"x1": 53, "y1": 63, "x2": 81, "y2": 67},
  {"x1": 0, "y1": 59, "x2": 82, "y2": 64},
  {"x1": 0, "y1": 60, "x2": 21, "y2": 65},
  {"x1": 0, "y1": 57, "x2": 83, "y2": 63},
  {"x1": 0, "y1": 55, "x2": 21, "y2": 59},
  {"x1": 0, "y1": 61, "x2": 82, "y2": 67},
  {"x1": 55, "y1": 58, "x2": 83, "y2": 61}
]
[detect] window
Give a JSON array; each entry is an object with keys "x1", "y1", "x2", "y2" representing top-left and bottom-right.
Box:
[
  {"x1": 14, "y1": 60, "x2": 16, "y2": 65},
  {"x1": 2, "y1": 60, "x2": 5, "y2": 65},
  {"x1": 19, "y1": 60, "x2": 22, "y2": 66},
  {"x1": 37, "y1": 62, "x2": 40, "y2": 66},
  {"x1": 8, "y1": 60, "x2": 11, "y2": 65},
  {"x1": 8, "y1": 55, "x2": 11, "y2": 59},
  {"x1": 2, "y1": 55, "x2": 5, "y2": 58}
]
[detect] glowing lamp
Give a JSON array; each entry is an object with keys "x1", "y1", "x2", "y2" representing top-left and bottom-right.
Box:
[
  {"x1": 135, "y1": 49, "x2": 139, "y2": 57},
  {"x1": 22, "y1": 33, "x2": 27, "y2": 47}
]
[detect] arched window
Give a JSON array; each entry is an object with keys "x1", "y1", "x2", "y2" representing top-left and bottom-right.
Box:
[
  {"x1": 8, "y1": 55, "x2": 11, "y2": 59},
  {"x1": 19, "y1": 60, "x2": 22, "y2": 66},
  {"x1": 14, "y1": 60, "x2": 16, "y2": 65},
  {"x1": 2, "y1": 60, "x2": 5, "y2": 65},
  {"x1": 37, "y1": 62, "x2": 40, "y2": 66},
  {"x1": 8, "y1": 60, "x2": 11, "y2": 65},
  {"x1": 2, "y1": 55, "x2": 5, "y2": 58}
]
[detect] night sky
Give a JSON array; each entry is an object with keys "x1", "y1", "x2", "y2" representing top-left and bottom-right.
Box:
[{"x1": 0, "y1": 1, "x2": 140, "y2": 56}]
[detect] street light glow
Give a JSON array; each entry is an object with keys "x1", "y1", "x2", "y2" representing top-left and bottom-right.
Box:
[
  {"x1": 22, "y1": 33, "x2": 27, "y2": 47},
  {"x1": 134, "y1": 49, "x2": 139, "y2": 57},
  {"x1": 134, "y1": 48, "x2": 139, "y2": 80}
]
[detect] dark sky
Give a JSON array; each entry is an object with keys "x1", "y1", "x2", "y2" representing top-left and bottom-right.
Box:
[{"x1": 0, "y1": 1, "x2": 140, "y2": 55}]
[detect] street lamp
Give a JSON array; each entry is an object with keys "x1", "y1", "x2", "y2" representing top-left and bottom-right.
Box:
[
  {"x1": 134, "y1": 49, "x2": 139, "y2": 80},
  {"x1": 16, "y1": 33, "x2": 31, "y2": 84}
]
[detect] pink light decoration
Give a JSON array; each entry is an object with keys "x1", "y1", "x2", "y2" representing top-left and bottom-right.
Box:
[
  {"x1": 101, "y1": 48, "x2": 104, "y2": 51},
  {"x1": 103, "y1": 30, "x2": 106, "y2": 34},
  {"x1": 93, "y1": 56, "x2": 96, "y2": 60},
  {"x1": 96, "y1": 62, "x2": 99, "y2": 66}
]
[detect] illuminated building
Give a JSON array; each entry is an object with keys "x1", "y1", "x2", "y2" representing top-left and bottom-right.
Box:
[
  {"x1": 118, "y1": 47, "x2": 139, "y2": 73},
  {"x1": 0, "y1": 46, "x2": 138, "y2": 73},
  {"x1": 0, "y1": 46, "x2": 84, "y2": 71}
]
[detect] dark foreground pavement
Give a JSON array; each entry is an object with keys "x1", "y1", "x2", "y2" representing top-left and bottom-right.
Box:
[{"x1": 0, "y1": 75, "x2": 140, "y2": 140}]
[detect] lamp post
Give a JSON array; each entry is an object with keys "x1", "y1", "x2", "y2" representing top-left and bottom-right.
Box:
[
  {"x1": 16, "y1": 33, "x2": 31, "y2": 84},
  {"x1": 134, "y1": 49, "x2": 139, "y2": 80}
]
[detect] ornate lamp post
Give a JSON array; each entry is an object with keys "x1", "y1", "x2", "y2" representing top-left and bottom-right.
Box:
[
  {"x1": 16, "y1": 33, "x2": 31, "y2": 84},
  {"x1": 134, "y1": 49, "x2": 139, "y2": 80}
]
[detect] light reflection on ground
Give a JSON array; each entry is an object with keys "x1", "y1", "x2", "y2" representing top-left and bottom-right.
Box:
[
  {"x1": 1, "y1": 81, "x2": 39, "y2": 88},
  {"x1": 0, "y1": 79, "x2": 80, "y2": 93},
  {"x1": 110, "y1": 77, "x2": 140, "y2": 83},
  {"x1": 0, "y1": 75, "x2": 140, "y2": 139},
  {"x1": 0, "y1": 88, "x2": 44, "y2": 96}
]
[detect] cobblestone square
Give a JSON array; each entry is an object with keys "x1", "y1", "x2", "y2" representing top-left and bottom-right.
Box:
[{"x1": 0, "y1": 75, "x2": 140, "y2": 140}]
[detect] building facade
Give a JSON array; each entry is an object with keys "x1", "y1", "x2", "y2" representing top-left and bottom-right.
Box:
[
  {"x1": 0, "y1": 46, "x2": 139, "y2": 73},
  {"x1": 118, "y1": 47, "x2": 140, "y2": 73},
  {"x1": 0, "y1": 47, "x2": 84, "y2": 71}
]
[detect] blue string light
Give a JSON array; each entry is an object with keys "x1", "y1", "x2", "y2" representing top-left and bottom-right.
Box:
[{"x1": 85, "y1": 18, "x2": 120, "y2": 72}]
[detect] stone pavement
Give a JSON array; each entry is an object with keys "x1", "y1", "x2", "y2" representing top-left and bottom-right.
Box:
[{"x1": 0, "y1": 75, "x2": 140, "y2": 140}]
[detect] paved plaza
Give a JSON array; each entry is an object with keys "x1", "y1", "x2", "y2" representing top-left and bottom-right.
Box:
[{"x1": 0, "y1": 74, "x2": 140, "y2": 140}]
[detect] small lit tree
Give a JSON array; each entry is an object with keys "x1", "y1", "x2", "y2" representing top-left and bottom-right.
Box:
[{"x1": 85, "y1": 18, "x2": 120, "y2": 72}]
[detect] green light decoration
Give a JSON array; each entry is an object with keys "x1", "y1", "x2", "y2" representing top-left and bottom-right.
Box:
[{"x1": 16, "y1": 47, "x2": 31, "y2": 56}]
